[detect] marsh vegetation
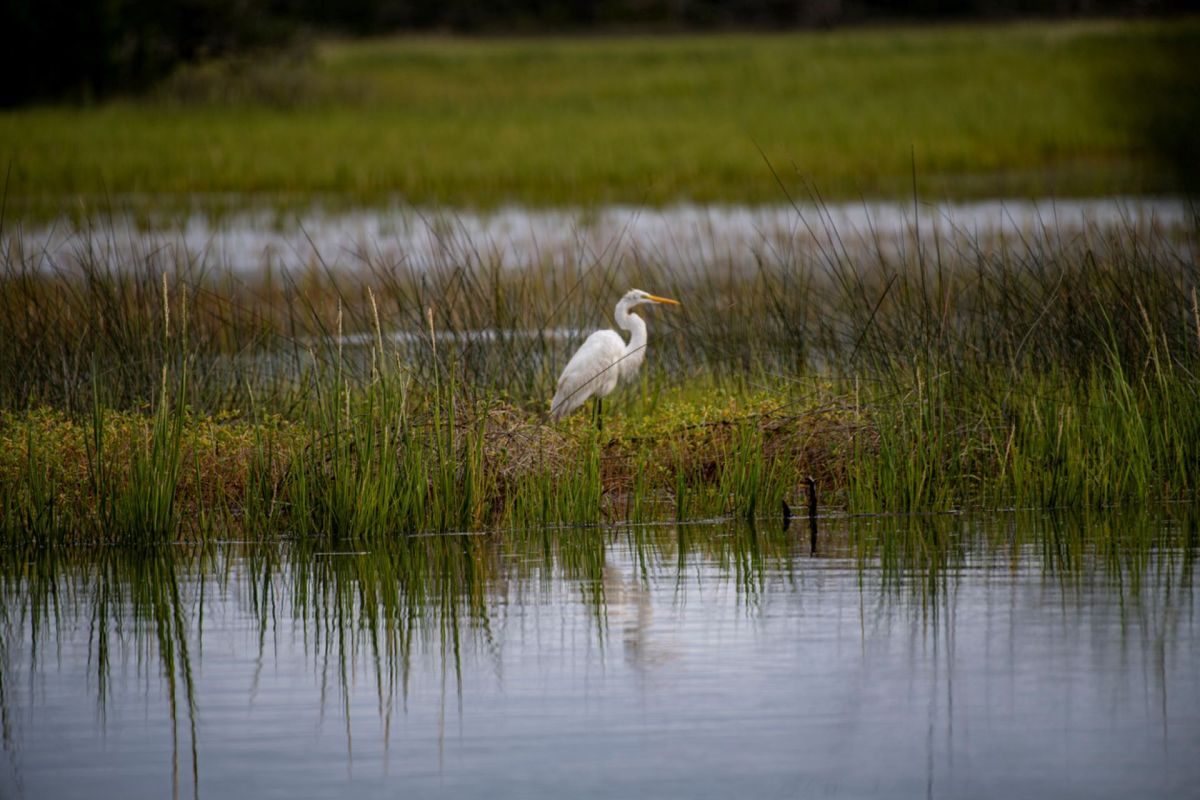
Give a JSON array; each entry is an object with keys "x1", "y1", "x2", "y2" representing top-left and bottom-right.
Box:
[{"x1": 1, "y1": 192, "x2": 1197, "y2": 543}]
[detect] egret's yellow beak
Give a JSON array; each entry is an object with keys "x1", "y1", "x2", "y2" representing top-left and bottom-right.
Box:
[{"x1": 646, "y1": 294, "x2": 680, "y2": 306}]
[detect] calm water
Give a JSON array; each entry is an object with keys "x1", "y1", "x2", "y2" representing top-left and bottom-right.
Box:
[
  {"x1": 10, "y1": 197, "x2": 1189, "y2": 273},
  {"x1": 1, "y1": 512, "x2": 1197, "y2": 799}
]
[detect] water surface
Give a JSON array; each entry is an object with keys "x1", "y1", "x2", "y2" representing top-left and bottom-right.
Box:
[
  {"x1": 1, "y1": 512, "x2": 1196, "y2": 798},
  {"x1": 9, "y1": 197, "x2": 1188, "y2": 274}
]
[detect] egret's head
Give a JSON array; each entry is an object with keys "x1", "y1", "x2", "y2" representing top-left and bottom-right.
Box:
[{"x1": 622, "y1": 289, "x2": 681, "y2": 309}]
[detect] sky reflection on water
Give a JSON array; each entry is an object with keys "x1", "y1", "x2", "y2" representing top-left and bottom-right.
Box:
[{"x1": 0, "y1": 512, "x2": 1197, "y2": 799}]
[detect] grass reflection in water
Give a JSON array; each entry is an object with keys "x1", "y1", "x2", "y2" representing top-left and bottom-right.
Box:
[{"x1": 0, "y1": 508, "x2": 1194, "y2": 796}]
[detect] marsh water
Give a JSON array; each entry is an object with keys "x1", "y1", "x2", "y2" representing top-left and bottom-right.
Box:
[
  {"x1": 12, "y1": 197, "x2": 1190, "y2": 274},
  {"x1": 1, "y1": 511, "x2": 1197, "y2": 799}
]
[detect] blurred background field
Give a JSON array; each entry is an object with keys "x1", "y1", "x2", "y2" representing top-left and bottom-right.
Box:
[{"x1": 1, "y1": 17, "x2": 1197, "y2": 215}]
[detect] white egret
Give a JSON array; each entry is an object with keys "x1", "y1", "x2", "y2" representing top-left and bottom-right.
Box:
[{"x1": 549, "y1": 289, "x2": 680, "y2": 424}]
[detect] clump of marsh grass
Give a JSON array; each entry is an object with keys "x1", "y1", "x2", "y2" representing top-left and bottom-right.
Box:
[{"x1": 0, "y1": 196, "x2": 1197, "y2": 542}]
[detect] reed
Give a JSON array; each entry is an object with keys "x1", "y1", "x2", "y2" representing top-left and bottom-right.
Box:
[{"x1": 1, "y1": 197, "x2": 1197, "y2": 542}]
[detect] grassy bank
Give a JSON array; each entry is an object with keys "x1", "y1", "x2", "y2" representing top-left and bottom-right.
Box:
[
  {"x1": 1, "y1": 199, "x2": 1197, "y2": 543},
  {"x1": 2, "y1": 18, "x2": 1197, "y2": 215},
  {"x1": 4, "y1": 363, "x2": 1198, "y2": 544}
]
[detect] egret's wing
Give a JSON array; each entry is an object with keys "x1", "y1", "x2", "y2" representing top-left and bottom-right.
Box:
[{"x1": 550, "y1": 330, "x2": 625, "y2": 419}]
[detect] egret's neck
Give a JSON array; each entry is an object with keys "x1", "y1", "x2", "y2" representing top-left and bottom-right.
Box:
[
  {"x1": 615, "y1": 301, "x2": 647, "y2": 348},
  {"x1": 615, "y1": 300, "x2": 648, "y2": 380}
]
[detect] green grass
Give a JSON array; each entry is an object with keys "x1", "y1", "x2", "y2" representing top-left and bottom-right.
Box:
[
  {"x1": 2, "y1": 262, "x2": 1198, "y2": 544},
  {"x1": 1, "y1": 171, "x2": 1198, "y2": 543},
  {"x1": 2, "y1": 18, "x2": 1195, "y2": 215}
]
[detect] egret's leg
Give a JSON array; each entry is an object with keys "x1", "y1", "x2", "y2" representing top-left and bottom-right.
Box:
[{"x1": 593, "y1": 396, "x2": 604, "y2": 433}]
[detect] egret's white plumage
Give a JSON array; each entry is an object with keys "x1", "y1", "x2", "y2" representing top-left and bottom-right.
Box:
[{"x1": 550, "y1": 289, "x2": 679, "y2": 420}]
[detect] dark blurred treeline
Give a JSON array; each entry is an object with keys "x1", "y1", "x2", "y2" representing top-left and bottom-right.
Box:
[
  {"x1": 0, "y1": 0, "x2": 1192, "y2": 106},
  {"x1": 286, "y1": 1, "x2": 1189, "y2": 31}
]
